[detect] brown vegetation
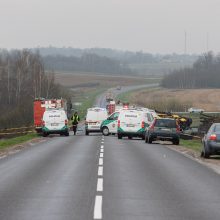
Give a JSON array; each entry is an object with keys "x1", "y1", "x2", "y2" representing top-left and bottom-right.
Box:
[
  {"x1": 129, "y1": 88, "x2": 220, "y2": 112},
  {"x1": 54, "y1": 72, "x2": 154, "y2": 88}
]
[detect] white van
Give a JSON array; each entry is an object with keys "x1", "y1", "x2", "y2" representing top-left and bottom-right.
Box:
[
  {"x1": 85, "y1": 107, "x2": 108, "y2": 135},
  {"x1": 42, "y1": 109, "x2": 69, "y2": 137},
  {"x1": 117, "y1": 109, "x2": 154, "y2": 139},
  {"x1": 101, "y1": 111, "x2": 120, "y2": 136}
]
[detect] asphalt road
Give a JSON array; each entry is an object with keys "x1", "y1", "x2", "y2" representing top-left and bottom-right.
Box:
[{"x1": 1, "y1": 84, "x2": 220, "y2": 220}]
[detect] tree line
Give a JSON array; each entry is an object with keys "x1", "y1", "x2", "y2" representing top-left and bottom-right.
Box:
[
  {"x1": 43, "y1": 53, "x2": 133, "y2": 75},
  {"x1": 0, "y1": 49, "x2": 70, "y2": 129},
  {"x1": 161, "y1": 52, "x2": 220, "y2": 89}
]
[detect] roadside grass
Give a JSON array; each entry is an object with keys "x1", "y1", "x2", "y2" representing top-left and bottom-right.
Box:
[
  {"x1": 72, "y1": 87, "x2": 106, "y2": 119},
  {"x1": 180, "y1": 139, "x2": 202, "y2": 152},
  {"x1": 0, "y1": 133, "x2": 38, "y2": 150}
]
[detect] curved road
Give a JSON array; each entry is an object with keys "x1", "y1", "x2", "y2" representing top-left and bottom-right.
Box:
[{"x1": 0, "y1": 84, "x2": 220, "y2": 220}]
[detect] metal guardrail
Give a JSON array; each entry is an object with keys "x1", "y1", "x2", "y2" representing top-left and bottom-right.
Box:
[{"x1": 0, "y1": 126, "x2": 35, "y2": 138}]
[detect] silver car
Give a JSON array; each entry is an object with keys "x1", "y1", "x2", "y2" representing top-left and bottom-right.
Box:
[{"x1": 201, "y1": 123, "x2": 220, "y2": 158}]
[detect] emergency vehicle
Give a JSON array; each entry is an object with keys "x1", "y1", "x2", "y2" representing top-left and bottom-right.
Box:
[
  {"x1": 85, "y1": 107, "x2": 108, "y2": 135},
  {"x1": 101, "y1": 111, "x2": 120, "y2": 136},
  {"x1": 42, "y1": 109, "x2": 69, "y2": 137},
  {"x1": 117, "y1": 108, "x2": 154, "y2": 139},
  {"x1": 34, "y1": 98, "x2": 67, "y2": 132}
]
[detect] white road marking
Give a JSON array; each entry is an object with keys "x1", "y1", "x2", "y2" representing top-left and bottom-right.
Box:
[
  {"x1": 101, "y1": 142, "x2": 104, "y2": 144},
  {"x1": 101, "y1": 145, "x2": 104, "y2": 149},
  {"x1": 100, "y1": 149, "x2": 104, "y2": 153},
  {"x1": 98, "y1": 166, "x2": 103, "y2": 176},
  {"x1": 99, "y1": 158, "x2": 103, "y2": 165},
  {"x1": 94, "y1": 195, "x2": 102, "y2": 219},
  {"x1": 100, "y1": 153, "x2": 104, "y2": 158},
  {"x1": 97, "y1": 178, "x2": 103, "y2": 192}
]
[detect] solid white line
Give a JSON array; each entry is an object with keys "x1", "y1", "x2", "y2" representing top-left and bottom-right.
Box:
[
  {"x1": 94, "y1": 195, "x2": 102, "y2": 219},
  {"x1": 100, "y1": 149, "x2": 104, "y2": 153},
  {"x1": 100, "y1": 153, "x2": 104, "y2": 158},
  {"x1": 99, "y1": 158, "x2": 103, "y2": 165},
  {"x1": 97, "y1": 178, "x2": 103, "y2": 192},
  {"x1": 98, "y1": 166, "x2": 103, "y2": 176}
]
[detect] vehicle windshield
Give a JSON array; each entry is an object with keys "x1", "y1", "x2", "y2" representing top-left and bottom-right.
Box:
[
  {"x1": 214, "y1": 125, "x2": 220, "y2": 132},
  {"x1": 155, "y1": 119, "x2": 176, "y2": 128}
]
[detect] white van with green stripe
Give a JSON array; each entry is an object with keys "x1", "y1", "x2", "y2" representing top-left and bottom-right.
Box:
[
  {"x1": 101, "y1": 112, "x2": 120, "y2": 136},
  {"x1": 117, "y1": 109, "x2": 154, "y2": 140}
]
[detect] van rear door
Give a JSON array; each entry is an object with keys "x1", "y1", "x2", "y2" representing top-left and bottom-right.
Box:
[{"x1": 120, "y1": 110, "x2": 142, "y2": 132}]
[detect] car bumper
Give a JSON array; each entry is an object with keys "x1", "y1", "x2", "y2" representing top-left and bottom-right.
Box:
[
  {"x1": 118, "y1": 130, "x2": 145, "y2": 137},
  {"x1": 208, "y1": 141, "x2": 220, "y2": 152},
  {"x1": 149, "y1": 132, "x2": 179, "y2": 141}
]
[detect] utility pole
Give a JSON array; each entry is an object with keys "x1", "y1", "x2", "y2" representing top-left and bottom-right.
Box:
[
  {"x1": 184, "y1": 31, "x2": 187, "y2": 54},
  {"x1": 206, "y1": 32, "x2": 209, "y2": 52}
]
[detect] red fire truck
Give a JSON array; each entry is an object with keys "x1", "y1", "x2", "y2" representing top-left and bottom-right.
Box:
[{"x1": 34, "y1": 98, "x2": 67, "y2": 132}]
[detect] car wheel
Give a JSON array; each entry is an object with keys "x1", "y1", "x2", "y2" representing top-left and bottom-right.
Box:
[
  {"x1": 102, "y1": 127, "x2": 109, "y2": 136},
  {"x1": 128, "y1": 136, "x2": 132, "y2": 140},
  {"x1": 148, "y1": 136, "x2": 153, "y2": 144},
  {"x1": 118, "y1": 134, "x2": 122, "y2": 139},
  {"x1": 85, "y1": 130, "x2": 89, "y2": 136},
  {"x1": 65, "y1": 132, "x2": 69, "y2": 136},
  {"x1": 142, "y1": 136, "x2": 145, "y2": 140},
  {"x1": 145, "y1": 135, "x2": 148, "y2": 143},
  {"x1": 172, "y1": 139, "x2": 179, "y2": 145},
  {"x1": 203, "y1": 144, "x2": 210, "y2": 158},
  {"x1": 43, "y1": 132, "x2": 48, "y2": 137}
]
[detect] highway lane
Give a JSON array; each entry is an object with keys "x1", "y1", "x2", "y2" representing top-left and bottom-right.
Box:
[
  {"x1": 103, "y1": 136, "x2": 220, "y2": 220},
  {"x1": 0, "y1": 135, "x2": 101, "y2": 220},
  {"x1": 1, "y1": 83, "x2": 220, "y2": 220},
  {"x1": 1, "y1": 132, "x2": 220, "y2": 220}
]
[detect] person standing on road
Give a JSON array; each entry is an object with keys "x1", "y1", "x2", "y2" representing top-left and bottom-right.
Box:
[{"x1": 71, "y1": 112, "x2": 80, "y2": 135}]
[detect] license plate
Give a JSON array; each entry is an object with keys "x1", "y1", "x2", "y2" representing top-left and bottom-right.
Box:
[
  {"x1": 127, "y1": 124, "x2": 135, "y2": 127},
  {"x1": 91, "y1": 126, "x2": 99, "y2": 128},
  {"x1": 51, "y1": 123, "x2": 58, "y2": 126},
  {"x1": 89, "y1": 122, "x2": 96, "y2": 125}
]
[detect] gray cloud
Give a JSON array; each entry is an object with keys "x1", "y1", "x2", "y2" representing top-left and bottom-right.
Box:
[{"x1": 0, "y1": 0, "x2": 219, "y2": 53}]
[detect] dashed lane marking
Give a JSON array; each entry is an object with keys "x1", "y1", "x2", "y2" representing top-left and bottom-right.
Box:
[
  {"x1": 94, "y1": 195, "x2": 102, "y2": 219},
  {"x1": 97, "y1": 178, "x2": 103, "y2": 192},
  {"x1": 100, "y1": 153, "x2": 104, "y2": 158},
  {"x1": 99, "y1": 158, "x2": 103, "y2": 166},
  {"x1": 98, "y1": 166, "x2": 103, "y2": 176},
  {"x1": 100, "y1": 149, "x2": 104, "y2": 153},
  {"x1": 101, "y1": 145, "x2": 104, "y2": 149}
]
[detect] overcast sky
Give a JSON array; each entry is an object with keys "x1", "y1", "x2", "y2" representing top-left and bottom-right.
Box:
[{"x1": 0, "y1": 0, "x2": 219, "y2": 54}]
